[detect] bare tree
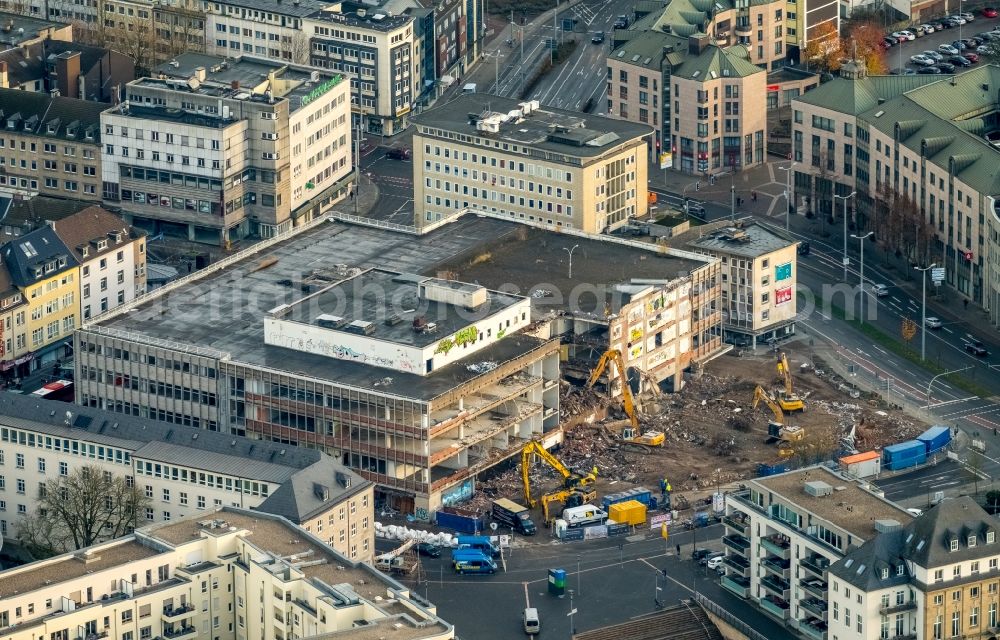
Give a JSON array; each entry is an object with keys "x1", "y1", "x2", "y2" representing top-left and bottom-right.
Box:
[
  {"x1": 290, "y1": 32, "x2": 311, "y2": 65},
  {"x1": 91, "y1": 2, "x2": 158, "y2": 76},
  {"x1": 16, "y1": 465, "x2": 149, "y2": 558},
  {"x1": 869, "y1": 184, "x2": 932, "y2": 269}
]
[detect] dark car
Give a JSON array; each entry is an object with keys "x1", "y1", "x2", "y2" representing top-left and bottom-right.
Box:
[
  {"x1": 938, "y1": 62, "x2": 957, "y2": 72},
  {"x1": 949, "y1": 55, "x2": 972, "y2": 66},
  {"x1": 385, "y1": 147, "x2": 411, "y2": 160},
  {"x1": 884, "y1": 34, "x2": 898, "y2": 44},
  {"x1": 953, "y1": 40, "x2": 968, "y2": 49},
  {"x1": 964, "y1": 37, "x2": 982, "y2": 47},
  {"x1": 591, "y1": 30, "x2": 605, "y2": 43},
  {"x1": 918, "y1": 65, "x2": 943, "y2": 73},
  {"x1": 613, "y1": 15, "x2": 629, "y2": 28},
  {"x1": 692, "y1": 549, "x2": 712, "y2": 562},
  {"x1": 965, "y1": 335, "x2": 989, "y2": 357},
  {"x1": 797, "y1": 240, "x2": 811, "y2": 256},
  {"x1": 415, "y1": 543, "x2": 442, "y2": 557},
  {"x1": 936, "y1": 19, "x2": 953, "y2": 28}
]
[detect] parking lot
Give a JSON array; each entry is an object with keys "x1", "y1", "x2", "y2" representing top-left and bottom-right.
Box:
[{"x1": 883, "y1": 11, "x2": 1000, "y2": 72}]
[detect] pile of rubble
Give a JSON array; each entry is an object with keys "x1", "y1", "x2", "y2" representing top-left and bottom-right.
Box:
[
  {"x1": 559, "y1": 382, "x2": 608, "y2": 419},
  {"x1": 807, "y1": 399, "x2": 925, "y2": 451}
]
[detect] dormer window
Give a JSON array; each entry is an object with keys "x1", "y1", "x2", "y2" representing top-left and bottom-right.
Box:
[
  {"x1": 988, "y1": 532, "x2": 996, "y2": 544},
  {"x1": 881, "y1": 568, "x2": 889, "y2": 579},
  {"x1": 951, "y1": 538, "x2": 959, "y2": 552},
  {"x1": 47, "y1": 123, "x2": 56, "y2": 134},
  {"x1": 896, "y1": 564, "x2": 904, "y2": 576},
  {"x1": 81, "y1": 246, "x2": 89, "y2": 258},
  {"x1": 969, "y1": 535, "x2": 977, "y2": 548},
  {"x1": 97, "y1": 239, "x2": 107, "y2": 250},
  {"x1": 57, "y1": 257, "x2": 66, "y2": 268},
  {"x1": 32, "y1": 266, "x2": 43, "y2": 278}
]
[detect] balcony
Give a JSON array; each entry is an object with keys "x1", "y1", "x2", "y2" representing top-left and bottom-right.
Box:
[
  {"x1": 800, "y1": 620, "x2": 828, "y2": 640},
  {"x1": 760, "y1": 595, "x2": 790, "y2": 620},
  {"x1": 721, "y1": 574, "x2": 750, "y2": 598},
  {"x1": 761, "y1": 556, "x2": 790, "y2": 578},
  {"x1": 162, "y1": 604, "x2": 195, "y2": 620},
  {"x1": 800, "y1": 556, "x2": 828, "y2": 578},
  {"x1": 161, "y1": 626, "x2": 197, "y2": 640},
  {"x1": 880, "y1": 601, "x2": 917, "y2": 615},
  {"x1": 735, "y1": 23, "x2": 752, "y2": 35},
  {"x1": 723, "y1": 515, "x2": 748, "y2": 534},
  {"x1": 760, "y1": 574, "x2": 790, "y2": 599},
  {"x1": 761, "y1": 536, "x2": 791, "y2": 559},
  {"x1": 723, "y1": 554, "x2": 751, "y2": 577},
  {"x1": 800, "y1": 597, "x2": 827, "y2": 620},
  {"x1": 800, "y1": 578, "x2": 828, "y2": 598},
  {"x1": 723, "y1": 534, "x2": 751, "y2": 554}
]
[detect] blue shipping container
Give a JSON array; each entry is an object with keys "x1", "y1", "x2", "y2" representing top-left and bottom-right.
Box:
[
  {"x1": 918, "y1": 426, "x2": 951, "y2": 454},
  {"x1": 601, "y1": 487, "x2": 654, "y2": 511},
  {"x1": 435, "y1": 510, "x2": 485, "y2": 534},
  {"x1": 884, "y1": 440, "x2": 927, "y2": 471}
]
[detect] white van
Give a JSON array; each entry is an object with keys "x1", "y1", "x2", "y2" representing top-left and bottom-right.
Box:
[
  {"x1": 462, "y1": 83, "x2": 477, "y2": 94},
  {"x1": 523, "y1": 608, "x2": 540, "y2": 635}
]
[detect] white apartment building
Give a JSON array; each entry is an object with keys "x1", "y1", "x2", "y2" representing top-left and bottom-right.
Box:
[
  {"x1": 0, "y1": 394, "x2": 375, "y2": 561},
  {"x1": 50, "y1": 206, "x2": 147, "y2": 321},
  {"x1": 304, "y1": 9, "x2": 416, "y2": 136},
  {"x1": 102, "y1": 52, "x2": 352, "y2": 244},
  {"x1": 722, "y1": 466, "x2": 914, "y2": 639},
  {"x1": 0, "y1": 507, "x2": 452, "y2": 640},
  {"x1": 204, "y1": 0, "x2": 330, "y2": 64}
]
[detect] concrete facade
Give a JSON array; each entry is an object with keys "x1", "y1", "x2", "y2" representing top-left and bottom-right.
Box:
[
  {"x1": 412, "y1": 93, "x2": 652, "y2": 234},
  {"x1": 101, "y1": 53, "x2": 352, "y2": 245}
]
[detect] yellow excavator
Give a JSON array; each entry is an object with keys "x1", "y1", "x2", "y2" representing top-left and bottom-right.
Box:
[
  {"x1": 521, "y1": 440, "x2": 598, "y2": 509},
  {"x1": 586, "y1": 349, "x2": 665, "y2": 450},
  {"x1": 775, "y1": 352, "x2": 805, "y2": 412},
  {"x1": 540, "y1": 487, "x2": 598, "y2": 524},
  {"x1": 751, "y1": 385, "x2": 804, "y2": 454}
]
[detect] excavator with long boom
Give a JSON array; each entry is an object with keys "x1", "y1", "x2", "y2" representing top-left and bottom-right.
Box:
[
  {"x1": 585, "y1": 349, "x2": 665, "y2": 451},
  {"x1": 751, "y1": 385, "x2": 804, "y2": 456},
  {"x1": 520, "y1": 440, "x2": 598, "y2": 520},
  {"x1": 775, "y1": 352, "x2": 805, "y2": 412}
]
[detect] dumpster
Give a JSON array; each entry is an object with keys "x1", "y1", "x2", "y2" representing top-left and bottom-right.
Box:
[
  {"x1": 917, "y1": 426, "x2": 951, "y2": 455},
  {"x1": 609, "y1": 499, "x2": 647, "y2": 526}
]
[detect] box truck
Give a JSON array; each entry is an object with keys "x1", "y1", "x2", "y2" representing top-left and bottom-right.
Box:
[{"x1": 492, "y1": 499, "x2": 537, "y2": 535}]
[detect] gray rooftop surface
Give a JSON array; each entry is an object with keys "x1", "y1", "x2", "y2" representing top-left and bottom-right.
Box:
[
  {"x1": 211, "y1": 0, "x2": 332, "y2": 17},
  {"x1": 429, "y1": 226, "x2": 708, "y2": 315},
  {"x1": 0, "y1": 12, "x2": 66, "y2": 47},
  {"x1": 412, "y1": 93, "x2": 653, "y2": 159},
  {"x1": 674, "y1": 220, "x2": 797, "y2": 258},
  {"x1": 283, "y1": 268, "x2": 525, "y2": 349},
  {"x1": 147, "y1": 53, "x2": 345, "y2": 112},
  {"x1": 90, "y1": 215, "x2": 558, "y2": 402},
  {"x1": 309, "y1": 6, "x2": 413, "y2": 30},
  {"x1": 754, "y1": 466, "x2": 913, "y2": 541}
]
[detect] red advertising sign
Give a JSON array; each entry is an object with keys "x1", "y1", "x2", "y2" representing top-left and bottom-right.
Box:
[
  {"x1": 775, "y1": 287, "x2": 793, "y2": 305},
  {"x1": 766, "y1": 84, "x2": 780, "y2": 92}
]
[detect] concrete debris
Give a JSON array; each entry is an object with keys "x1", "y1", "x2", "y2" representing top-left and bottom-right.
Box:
[
  {"x1": 373, "y1": 377, "x2": 394, "y2": 387},
  {"x1": 466, "y1": 361, "x2": 499, "y2": 374},
  {"x1": 530, "y1": 289, "x2": 554, "y2": 298}
]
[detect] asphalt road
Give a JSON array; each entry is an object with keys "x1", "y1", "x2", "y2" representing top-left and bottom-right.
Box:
[
  {"x1": 384, "y1": 524, "x2": 796, "y2": 640},
  {"x1": 873, "y1": 459, "x2": 971, "y2": 502},
  {"x1": 883, "y1": 14, "x2": 1000, "y2": 72},
  {"x1": 359, "y1": 137, "x2": 415, "y2": 225}
]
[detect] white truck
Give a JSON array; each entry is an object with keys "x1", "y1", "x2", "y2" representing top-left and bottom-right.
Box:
[{"x1": 561, "y1": 504, "x2": 608, "y2": 528}]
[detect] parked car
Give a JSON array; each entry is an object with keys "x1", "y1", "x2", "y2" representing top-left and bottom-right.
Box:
[
  {"x1": 897, "y1": 67, "x2": 917, "y2": 75},
  {"x1": 978, "y1": 44, "x2": 991, "y2": 53},
  {"x1": 416, "y1": 543, "x2": 442, "y2": 557},
  {"x1": 952, "y1": 40, "x2": 968, "y2": 50},
  {"x1": 893, "y1": 30, "x2": 916, "y2": 40},
  {"x1": 910, "y1": 53, "x2": 935, "y2": 65},
  {"x1": 924, "y1": 317, "x2": 943, "y2": 329},
  {"x1": 963, "y1": 37, "x2": 982, "y2": 47},
  {"x1": 692, "y1": 549, "x2": 713, "y2": 562},
  {"x1": 939, "y1": 43, "x2": 960, "y2": 54},
  {"x1": 935, "y1": 19, "x2": 953, "y2": 28},
  {"x1": 965, "y1": 336, "x2": 989, "y2": 357},
  {"x1": 984, "y1": 7, "x2": 998, "y2": 17},
  {"x1": 385, "y1": 147, "x2": 411, "y2": 160},
  {"x1": 949, "y1": 14, "x2": 968, "y2": 24},
  {"x1": 591, "y1": 30, "x2": 605, "y2": 43},
  {"x1": 613, "y1": 15, "x2": 629, "y2": 28},
  {"x1": 921, "y1": 23, "x2": 937, "y2": 33},
  {"x1": 918, "y1": 65, "x2": 943, "y2": 73},
  {"x1": 923, "y1": 49, "x2": 944, "y2": 60},
  {"x1": 938, "y1": 62, "x2": 957, "y2": 73},
  {"x1": 700, "y1": 551, "x2": 724, "y2": 566},
  {"x1": 948, "y1": 55, "x2": 972, "y2": 66},
  {"x1": 706, "y1": 554, "x2": 726, "y2": 571},
  {"x1": 883, "y1": 37, "x2": 897, "y2": 48},
  {"x1": 960, "y1": 11, "x2": 975, "y2": 21},
  {"x1": 964, "y1": 52, "x2": 980, "y2": 62}
]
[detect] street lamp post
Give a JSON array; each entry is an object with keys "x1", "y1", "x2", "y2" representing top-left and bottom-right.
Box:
[
  {"x1": 568, "y1": 589, "x2": 576, "y2": 635},
  {"x1": 577, "y1": 554, "x2": 582, "y2": 597},
  {"x1": 914, "y1": 263, "x2": 937, "y2": 361},
  {"x1": 833, "y1": 191, "x2": 855, "y2": 280},
  {"x1": 780, "y1": 163, "x2": 796, "y2": 231},
  {"x1": 851, "y1": 232, "x2": 874, "y2": 325},
  {"x1": 563, "y1": 244, "x2": 579, "y2": 279}
]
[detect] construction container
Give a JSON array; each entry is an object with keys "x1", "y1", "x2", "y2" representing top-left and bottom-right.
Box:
[
  {"x1": 839, "y1": 450, "x2": 881, "y2": 479},
  {"x1": 883, "y1": 440, "x2": 927, "y2": 471},
  {"x1": 602, "y1": 487, "x2": 654, "y2": 511},
  {"x1": 918, "y1": 426, "x2": 951, "y2": 455},
  {"x1": 609, "y1": 499, "x2": 647, "y2": 526}
]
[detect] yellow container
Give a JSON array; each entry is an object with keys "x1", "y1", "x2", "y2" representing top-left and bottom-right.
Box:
[{"x1": 609, "y1": 499, "x2": 647, "y2": 526}]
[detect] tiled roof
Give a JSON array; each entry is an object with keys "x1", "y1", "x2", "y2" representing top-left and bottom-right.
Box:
[
  {"x1": 0, "y1": 87, "x2": 104, "y2": 142},
  {"x1": 50, "y1": 205, "x2": 144, "y2": 263},
  {"x1": 0, "y1": 224, "x2": 77, "y2": 287}
]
